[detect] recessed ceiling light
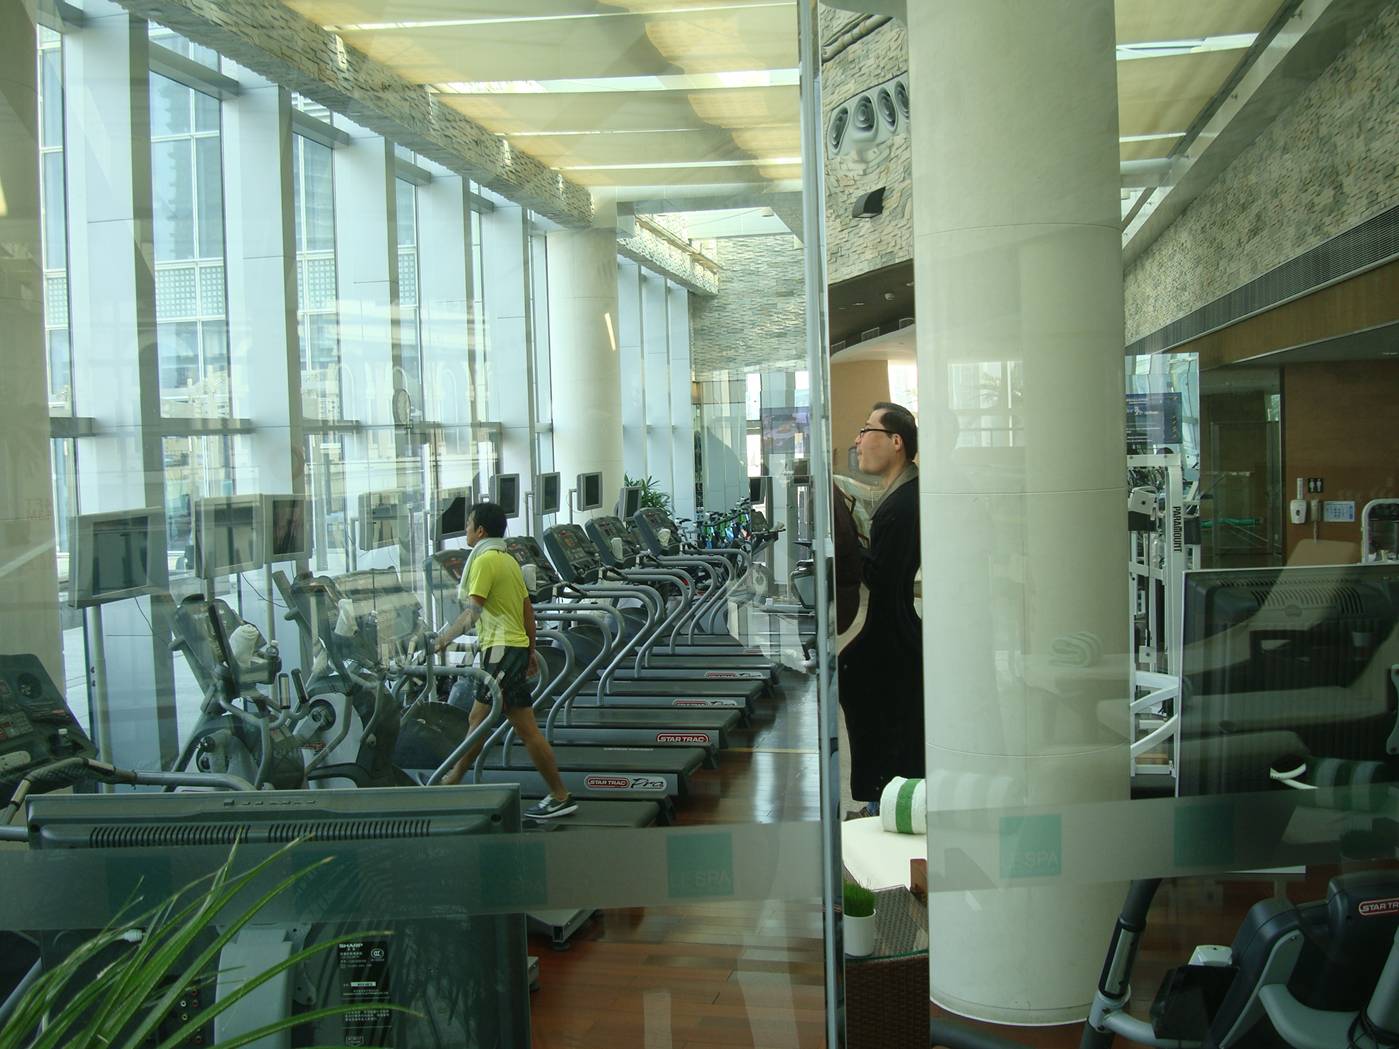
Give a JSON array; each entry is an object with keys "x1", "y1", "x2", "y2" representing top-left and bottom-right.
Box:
[{"x1": 851, "y1": 301, "x2": 865, "y2": 306}]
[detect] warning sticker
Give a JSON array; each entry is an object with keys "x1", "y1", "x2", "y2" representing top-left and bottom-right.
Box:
[{"x1": 338, "y1": 939, "x2": 392, "y2": 1047}]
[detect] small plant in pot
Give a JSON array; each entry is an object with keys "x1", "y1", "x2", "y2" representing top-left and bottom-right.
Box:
[{"x1": 842, "y1": 881, "x2": 878, "y2": 957}]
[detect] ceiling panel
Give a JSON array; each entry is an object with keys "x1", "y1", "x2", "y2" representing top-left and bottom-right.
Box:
[
  {"x1": 1115, "y1": 0, "x2": 1283, "y2": 45},
  {"x1": 284, "y1": 0, "x2": 602, "y2": 23},
  {"x1": 1117, "y1": 50, "x2": 1247, "y2": 137},
  {"x1": 1119, "y1": 137, "x2": 1180, "y2": 162},
  {"x1": 337, "y1": 6, "x2": 793, "y2": 84},
  {"x1": 506, "y1": 127, "x2": 755, "y2": 167},
  {"x1": 567, "y1": 160, "x2": 800, "y2": 187}
]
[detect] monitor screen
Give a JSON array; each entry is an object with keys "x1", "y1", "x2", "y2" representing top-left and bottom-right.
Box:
[
  {"x1": 621, "y1": 485, "x2": 643, "y2": 519},
  {"x1": 358, "y1": 490, "x2": 405, "y2": 551},
  {"x1": 539, "y1": 473, "x2": 561, "y2": 516},
  {"x1": 577, "y1": 472, "x2": 603, "y2": 512},
  {"x1": 749, "y1": 475, "x2": 770, "y2": 504},
  {"x1": 1178, "y1": 564, "x2": 1399, "y2": 798},
  {"x1": 265, "y1": 495, "x2": 308, "y2": 561},
  {"x1": 437, "y1": 486, "x2": 470, "y2": 540},
  {"x1": 196, "y1": 495, "x2": 264, "y2": 577},
  {"x1": 492, "y1": 474, "x2": 520, "y2": 519},
  {"x1": 70, "y1": 509, "x2": 162, "y2": 608}
]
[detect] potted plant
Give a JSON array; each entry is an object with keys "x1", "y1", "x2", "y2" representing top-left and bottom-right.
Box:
[
  {"x1": 0, "y1": 841, "x2": 412, "y2": 1049},
  {"x1": 843, "y1": 881, "x2": 878, "y2": 958}
]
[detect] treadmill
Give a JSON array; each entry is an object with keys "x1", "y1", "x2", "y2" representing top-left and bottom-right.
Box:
[
  {"x1": 627, "y1": 508, "x2": 779, "y2": 655},
  {"x1": 542, "y1": 523, "x2": 777, "y2": 682},
  {"x1": 479, "y1": 539, "x2": 765, "y2": 714}
]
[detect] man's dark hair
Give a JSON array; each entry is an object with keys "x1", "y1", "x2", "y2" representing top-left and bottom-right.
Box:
[
  {"x1": 874, "y1": 401, "x2": 918, "y2": 461},
  {"x1": 468, "y1": 501, "x2": 507, "y2": 538}
]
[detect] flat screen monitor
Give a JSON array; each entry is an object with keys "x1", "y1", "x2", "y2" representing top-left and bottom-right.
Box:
[
  {"x1": 491, "y1": 474, "x2": 520, "y2": 519},
  {"x1": 24, "y1": 786, "x2": 530, "y2": 1047},
  {"x1": 576, "y1": 472, "x2": 603, "y2": 512},
  {"x1": 620, "y1": 485, "x2": 643, "y2": 520},
  {"x1": 70, "y1": 508, "x2": 163, "y2": 608},
  {"x1": 1178, "y1": 564, "x2": 1399, "y2": 798},
  {"x1": 538, "y1": 473, "x2": 561, "y2": 516},
  {"x1": 264, "y1": 494, "x2": 308, "y2": 562},
  {"x1": 195, "y1": 494, "x2": 264, "y2": 577},
  {"x1": 358, "y1": 490, "x2": 406, "y2": 551},
  {"x1": 437, "y1": 486, "x2": 471, "y2": 541},
  {"x1": 749, "y1": 475, "x2": 770, "y2": 504}
]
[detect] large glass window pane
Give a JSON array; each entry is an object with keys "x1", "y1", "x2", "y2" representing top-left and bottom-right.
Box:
[
  {"x1": 151, "y1": 138, "x2": 195, "y2": 261},
  {"x1": 149, "y1": 73, "x2": 191, "y2": 137},
  {"x1": 41, "y1": 151, "x2": 66, "y2": 271},
  {"x1": 39, "y1": 48, "x2": 63, "y2": 148},
  {"x1": 195, "y1": 135, "x2": 225, "y2": 258},
  {"x1": 303, "y1": 139, "x2": 335, "y2": 252}
]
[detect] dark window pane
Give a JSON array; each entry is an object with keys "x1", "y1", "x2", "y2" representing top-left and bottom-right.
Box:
[
  {"x1": 194, "y1": 90, "x2": 219, "y2": 134},
  {"x1": 304, "y1": 139, "x2": 335, "y2": 252},
  {"x1": 149, "y1": 73, "x2": 190, "y2": 137},
  {"x1": 42, "y1": 152, "x2": 67, "y2": 270},
  {"x1": 152, "y1": 139, "x2": 195, "y2": 261},
  {"x1": 195, "y1": 135, "x2": 225, "y2": 258},
  {"x1": 395, "y1": 179, "x2": 416, "y2": 248},
  {"x1": 292, "y1": 137, "x2": 305, "y2": 253},
  {"x1": 40, "y1": 50, "x2": 63, "y2": 149}
]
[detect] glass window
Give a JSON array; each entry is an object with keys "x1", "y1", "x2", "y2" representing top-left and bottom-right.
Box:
[
  {"x1": 150, "y1": 72, "x2": 230, "y2": 416},
  {"x1": 293, "y1": 134, "x2": 340, "y2": 419},
  {"x1": 36, "y1": 29, "x2": 72, "y2": 417}
]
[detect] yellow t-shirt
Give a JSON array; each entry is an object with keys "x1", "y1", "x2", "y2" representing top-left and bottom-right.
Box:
[{"x1": 459, "y1": 548, "x2": 529, "y2": 652}]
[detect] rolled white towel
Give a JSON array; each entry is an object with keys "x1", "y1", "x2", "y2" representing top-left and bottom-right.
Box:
[
  {"x1": 880, "y1": 777, "x2": 926, "y2": 835},
  {"x1": 610, "y1": 537, "x2": 625, "y2": 562}
]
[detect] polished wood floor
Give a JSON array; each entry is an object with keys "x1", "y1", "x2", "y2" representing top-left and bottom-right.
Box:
[
  {"x1": 531, "y1": 644, "x2": 829, "y2": 1048},
  {"x1": 527, "y1": 622, "x2": 1394, "y2": 1049}
]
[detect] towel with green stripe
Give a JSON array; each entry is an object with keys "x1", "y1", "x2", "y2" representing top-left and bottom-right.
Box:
[{"x1": 879, "y1": 777, "x2": 925, "y2": 834}]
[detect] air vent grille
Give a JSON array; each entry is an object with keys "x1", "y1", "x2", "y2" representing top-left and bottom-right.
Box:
[
  {"x1": 1127, "y1": 204, "x2": 1398, "y2": 356},
  {"x1": 85, "y1": 818, "x2": 435, "y2": 849},
  {"x1": 876, "y1": 88, "x2": 897, "y2": 129}
]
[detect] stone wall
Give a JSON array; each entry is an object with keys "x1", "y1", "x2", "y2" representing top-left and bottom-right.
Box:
[
  {"x1": 690, "y1": 235, "x2": 807, "y2": 377},
  {"x1": 111, "y1": 0, "x2": 594, "y2": 228},
  {"x1": 820, "y1": 5, "x2": 913, "y2": 285},
  {"x1": 1124, "y1": 2, "x2": 1399, "y2": 344}
]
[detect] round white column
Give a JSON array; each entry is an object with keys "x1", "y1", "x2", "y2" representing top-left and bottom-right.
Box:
[
  {"x1": 546, "y1": 228, "x2": 625, "y2": 513},
  {"x1": 910, "y1": 0, "x2": 1131, "y2": 1024}
]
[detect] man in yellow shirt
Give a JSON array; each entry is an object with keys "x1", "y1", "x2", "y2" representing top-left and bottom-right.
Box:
[{"x1": 434, "y1": 501, "x2": 575, "y2": 818}]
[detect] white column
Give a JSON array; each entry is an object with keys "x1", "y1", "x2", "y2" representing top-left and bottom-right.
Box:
[
  {"x1": 546, "y1": 227, "x2": 623, "y2": 520},
  {"x1": 667, "y1": 282, "x2": 696, "y2": 521},
  {"x1": 66, "y1": 2, "x2": 179, "y2": 769},
  {"x1": 617, "y1": 258, "x2": 647, "y2": 480},
  {"x1": 332, "y1": 126, "x2": 401, "y2": 562},
  {"x1": 417, "y1": 174, "x2": 475, "y2": 487},
  {"x1": 0, "y1": 3, "x2": 63, "y2": 684},
  {"x1": 481, "y1": 202, "x2": 535, "y2": 504},
  {"x1": 223, "y1": 74, "x2": 300, "y2": 491},
  {"x1": 911, "y1": 0, "x2": 1130, "y2": 1024},
  {"x1": 641, "y1": 270, "x2": 673, "y2": 499}
]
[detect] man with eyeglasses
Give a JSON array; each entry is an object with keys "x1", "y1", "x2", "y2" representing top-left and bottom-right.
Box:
[{"x1": 841, "y1": 401, "x2": 924, "y2": 816}]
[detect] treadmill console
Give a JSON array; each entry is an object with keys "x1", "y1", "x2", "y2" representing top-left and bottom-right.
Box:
[
  {"x1": 632, "y1": 507, "x2": 682, "y2": 556},
  {"x1": 0, "y1": 654, "x2": 97, "y2": 804},
  {"x1": 585, "y1": 516, "x2": 644, "y2": 566},
  {"x1": 431, "y1": 548, "x2": 469, "y2": 583},
  {"x1": 504, "y1": 536, "x2": 564, "y2": 599},
  {"x1": 542, "y1": 524, "x2": 604, "y2": 583}
]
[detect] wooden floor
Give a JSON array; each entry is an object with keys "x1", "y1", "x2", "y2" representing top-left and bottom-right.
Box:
[
  {"x1": 526, "y1": 623, "x2": 1391, "y2": 1049},
  {"x1": 531, "y1": 644, "x2": 829, "y2": 1049}
]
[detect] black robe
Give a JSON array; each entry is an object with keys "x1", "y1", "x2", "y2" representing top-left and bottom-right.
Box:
[{"x1": 838, "y1": 477, "x2": 924, "y2": 802}]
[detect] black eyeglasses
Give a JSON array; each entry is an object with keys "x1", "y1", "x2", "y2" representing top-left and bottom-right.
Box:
[{"x1": 856, "y1": 426, "x2": 895, "y2": 439}]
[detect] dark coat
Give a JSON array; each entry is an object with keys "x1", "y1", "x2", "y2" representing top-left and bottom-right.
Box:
[{"x1": 838, "y1": 476, "x2": 924, "y2": 801}]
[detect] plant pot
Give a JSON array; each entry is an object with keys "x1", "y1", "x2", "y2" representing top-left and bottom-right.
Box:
[{"x1": 844, "y1": 911, "x2": 877, "y2": 957}]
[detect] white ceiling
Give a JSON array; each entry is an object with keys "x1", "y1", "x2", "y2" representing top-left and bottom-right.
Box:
[{"x1": 280, "y1": 0, "x2": 1288, "y2": 209}]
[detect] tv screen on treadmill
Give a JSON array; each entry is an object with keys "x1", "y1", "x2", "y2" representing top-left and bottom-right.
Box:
[
  {"x1": 540, "y1": 473, "x2": 561, "y2": 515},
  {"x1": 578, "y1": 472, "x2": 603, "y2": 511},
  {"x1": 494, "y1": 475, "x2": 520, "y2": 518}
]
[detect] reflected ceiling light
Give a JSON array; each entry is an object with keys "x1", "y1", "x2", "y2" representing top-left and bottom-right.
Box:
[
  {"x1": 435, "y1": 69, "x2": 798, "y2": 95},
  {"x1": 1116, "y1": 33, "x2": 1257, "y2": 60}
]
